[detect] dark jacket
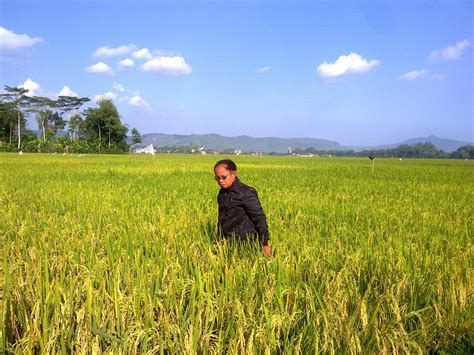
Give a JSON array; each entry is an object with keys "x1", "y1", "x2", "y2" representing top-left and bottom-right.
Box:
[{"x1": 217, "y1": 177, "x2": 269, "y2": 246}]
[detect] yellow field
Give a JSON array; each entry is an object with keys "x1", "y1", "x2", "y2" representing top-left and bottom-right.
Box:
[{"x1": 1, "y1": 153, "x2": 473, "y2": 353}]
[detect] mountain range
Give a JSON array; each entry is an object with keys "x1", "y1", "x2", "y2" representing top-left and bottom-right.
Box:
[
  {"x1": 139, "y1": 133, "x2": 472, "y2": 153},
  {"x1": 368, "y1": 135, "x2": 472, "y2": 152}
]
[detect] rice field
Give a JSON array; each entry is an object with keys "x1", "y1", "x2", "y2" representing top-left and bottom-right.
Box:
[{"x1": 1, "y1": 153, "x2": 473, "y2": 353}]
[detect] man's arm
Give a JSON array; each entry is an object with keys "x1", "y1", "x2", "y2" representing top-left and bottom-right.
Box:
[{"x1": 243, "y1": 188, "x2": 271, "y2": 256}]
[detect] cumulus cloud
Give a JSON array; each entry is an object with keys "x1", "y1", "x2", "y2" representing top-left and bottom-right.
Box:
[
  {"x1": 129, "y1": 94, "x2": 150, "y2": 109},
  {"x1": 19, "y1": 78, "x2": 41, "y2": 96},
  {"x1": 317, "y1": 52, "x2": 380, "y2": 78},
  {"x1": 93, "y1": 44, "x2": 136, "y2": 58},
  {"x1": 118, "y1": 58, "x2": 134, "y2": 69},
  {"x1": 0, "y1": 26, "x2": 42, "y2": 50},
  {"x1": 141, "y1": 56, "x2": 192, "y2": 76},
  {"x1": 255, "y1": 66, "x2": 271, "y2": 73},
  {"x1": 0, "y1": 27, "x2": 42, "y2": 60},
  {"x1": 429, "y1": 40, "x2": 471, "y2": 62},
  {"x1": 90, "y1": 44, "x2": 191, "y2": 77},
  {"x1": 93, "y1": 91, "x2": 117, "y2": 102},
  {"x1": 132, "y1": 48, "x2": 153, "y2": 60},
  {"x1": 85, "y1": 62, "x2": 114, "y2": 74},
  {"x1": 397, "y1": 69, "x2": 426, "y2": 81},
  {"x1": 113, "y1": 82, "x2": 125, "y2": 92},
  {"x1": 15, "y1": 80, "x2": 82, "y2": 99},
  {"x1": 58, "y1": 86, "x2": 79, "y2": 97},
  {"x1": 18, "y1": 79, "x2": 73, "y2": 98}
]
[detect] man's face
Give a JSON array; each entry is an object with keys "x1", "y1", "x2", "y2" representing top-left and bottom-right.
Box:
[{"x1": 214, "y1": 165, "x2": 236, "y2": 189}]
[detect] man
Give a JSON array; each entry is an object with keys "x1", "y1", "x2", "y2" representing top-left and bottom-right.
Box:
[{"x1": 214, "y1": 159, "x2": 271, "y2": 258}]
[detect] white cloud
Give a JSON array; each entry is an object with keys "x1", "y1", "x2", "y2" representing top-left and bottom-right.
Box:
[
  {"x1": 85, "y1": 62, "x2": 114, "y2": 74},
  {"x1": 118, "y1": 58, "x2": 135, "y2": 68},
  {"x1": 129, "y1": 94, "x2": 150, "y2": 109},
  {"x1": 317, "y1": 52, "x2": 380, "y2": 78},
  {"x1": 58, "y1": 86, "x2": 78, "y2": 97},
  {"x1": 256, "y1": 66, "x2": 271, "y2": 73},
  {"x1": 0, "y1": 26, "x2": 42, "y2": 50},
  {"x1": 132, "y1": 48, "x2": 153, "y2": 60},
  {"x1": 94, "y1": 92, "x2": 117, "y2": 102},
  {"x1": 94, "y1": 44, "x2": 136, "y2": 58},
  {"x1": 397, "y1": 69, "x2": 426, "y2": 81},
  {"x1": 19, "y1": 78, "x2": 41, "y2": 96},
  {"x1": 141, "y1": 56, "x2": 192, "y2": 76},
  {"x1": 430, "y1": 40, "x2": 471, "y2": 61},
  {"x1": 113, "y1": 82, "x2": 125, "y2": 92},
  {"x1": 17, "y1": 80, "x2": 82, "y2": 99}
]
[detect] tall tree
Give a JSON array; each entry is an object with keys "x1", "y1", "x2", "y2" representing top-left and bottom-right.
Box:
[
  {"x1": 131, "y1": 127, "x2": 142, "y2": 145},
  {"x1": 68, "y1": 113, "x2": 83, "y2": 140},
  {"x1": 36, "y1": 109, "x2": 66, "y2": 140},
  {"x1": 57, "y1": 96, "x2": 90, "y2": 138},
  {"x1": 0, "y1": 102, "x2": 21, "y2": 145},
  {"x1": 0, "y1": 86, "x2": 34, "y2": 149},
  {"x1": 82, "y1": 99, "x2": 128, "y2": 152},
  {"x1": 36, "y1": 110, "x2": 51, "y2": 141},
  {"x1": 31, "y1": 96, "x2": 56, "y2": 141}
]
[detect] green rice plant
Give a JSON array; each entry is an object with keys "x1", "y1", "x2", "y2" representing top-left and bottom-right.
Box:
[{"x1": 1, "y1": 153, "x2": 473, "y2": 353}]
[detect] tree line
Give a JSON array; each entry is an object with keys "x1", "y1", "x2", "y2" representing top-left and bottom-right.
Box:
[
  {"x1": 0, "y1": 86, "x2": 142, "y2": 153},
  {"x1": 291, "y1": 142, "x2": 474, "y2": 159},
  {"x1": 1, "y1": 85, "x2": 471, "y2": 158}
]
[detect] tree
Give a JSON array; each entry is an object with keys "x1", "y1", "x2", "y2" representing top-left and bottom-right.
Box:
[
  {"x1": 57, "y1": 96, "x2": 90, "y2": 115},
  {"x1": 57, "y1": 96, "x2": 90, "y2": 138},
  {"x1": 131, "y1": 127, "x2": 142, "y2": 145},
  {"x1": 0, "y1": 86, "x2": 34, "y2": 150},
  {"x1": 451, "y1": 145, "x2": 474, "y2": 159},
  {"x1": 36, "y1": 110, "x2": 51, "y2": 141},
  {"x1": 30, "y1": 97, "x2": 57, "y2": 141},
  {"x1": 0, "y1": 102, "x2": 21, "y2": 145},
  {"x1": 68, "y1": 113, "x2": 83, "y2": 140},
  {"x1": 82, "y1": 99, "x2": 128, "y2": 153},
  {"x1": 395, "y1": 143, "x2": 443, "y2": 158},
  {"x1": 36, "y1": 109, "x2": 66, "y2": 140}
]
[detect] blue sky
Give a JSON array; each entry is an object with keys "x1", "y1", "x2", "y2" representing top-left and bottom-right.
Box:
[{"x1": 1, "y1": 0, "x2": 472, "y2": 146}]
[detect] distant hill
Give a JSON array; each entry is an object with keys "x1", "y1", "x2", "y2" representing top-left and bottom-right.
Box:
[
  {"x1": 140, "y1": 133, "x2": 472, "y2": 153},
  {"x1": 369, "y1": 135, "x2": 472, "y2": 152},
  {"x1": 33, "y1": 130, "x2": 471, "y2": 153},
  {"x1": 140, "y1": 133, "x2": 342, "y2": 153}
]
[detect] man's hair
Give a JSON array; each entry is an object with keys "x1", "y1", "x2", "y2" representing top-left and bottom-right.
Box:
[{"x1": 214, "y1": 159, "x2": 237, "y2": 172}]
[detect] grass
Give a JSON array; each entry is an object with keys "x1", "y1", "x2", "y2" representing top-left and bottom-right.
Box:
[{"x1": 1, "y1": 153, "x2": 473, "y2": 353}]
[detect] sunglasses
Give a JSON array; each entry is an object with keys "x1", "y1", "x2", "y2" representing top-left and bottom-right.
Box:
[{"x1": 214, "y1": 174, "x2": 230, "y2": 181}]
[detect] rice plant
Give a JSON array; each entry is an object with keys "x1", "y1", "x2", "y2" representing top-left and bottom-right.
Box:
[{"x1": 1, "y1": 153, "x2": 473, "y2": 353}]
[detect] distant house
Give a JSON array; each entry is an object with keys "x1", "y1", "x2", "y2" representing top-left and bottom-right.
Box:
[{"x1": 134, "y1": 144, "x2": 155, "y2": 155}]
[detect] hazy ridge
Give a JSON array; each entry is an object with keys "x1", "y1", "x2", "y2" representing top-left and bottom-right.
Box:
[{"x1": 140, "y1": 133, "x2": 472, "y2": 153}]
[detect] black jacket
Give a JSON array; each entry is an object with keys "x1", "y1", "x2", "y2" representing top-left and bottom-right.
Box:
[{"x1": 217, "y1": 178, "x2": 269, "y2": 246}]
